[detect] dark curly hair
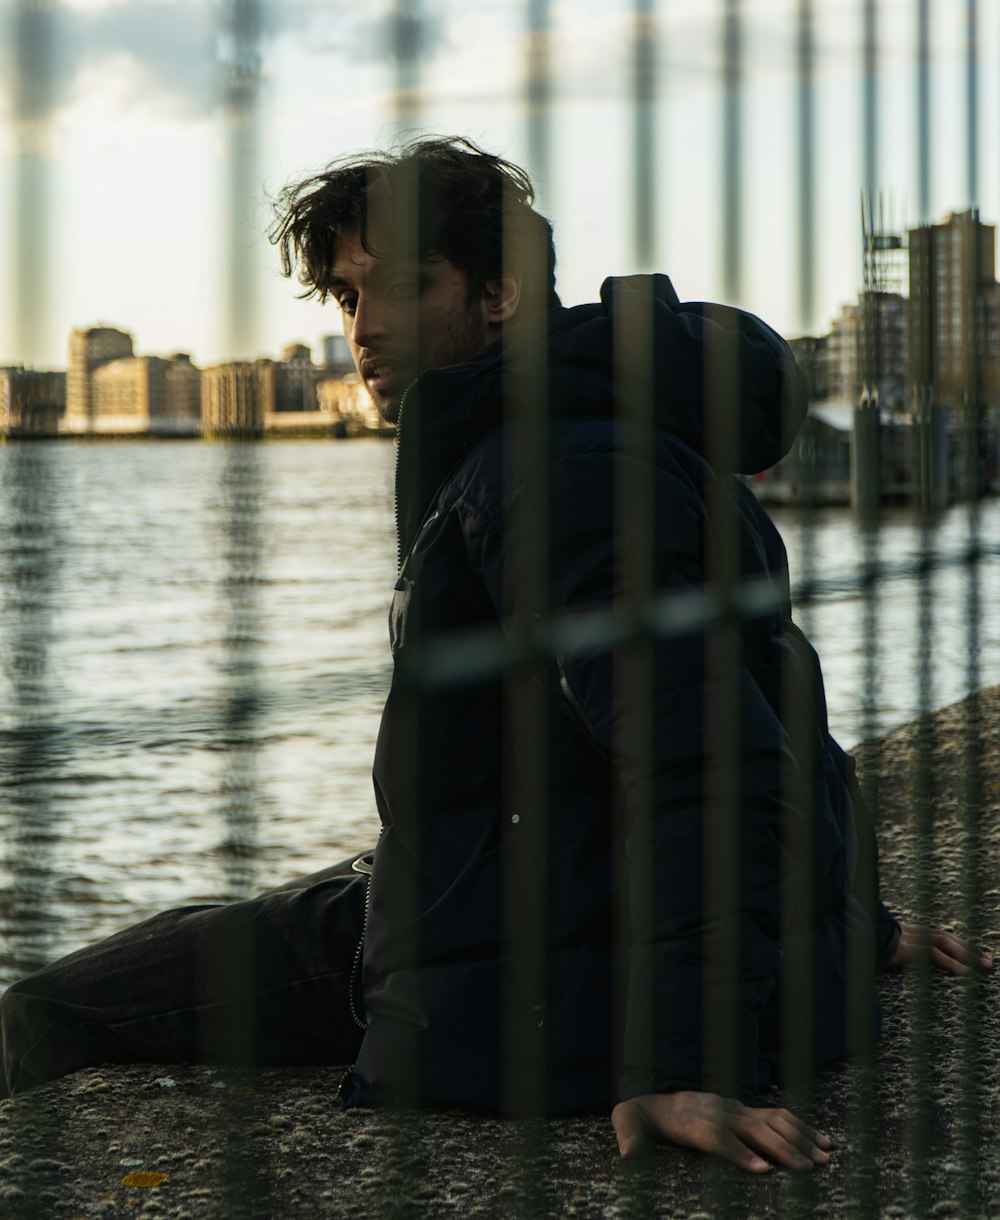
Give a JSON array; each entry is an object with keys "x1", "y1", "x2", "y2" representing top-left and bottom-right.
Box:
[{"x1": 269, "y1": 136, "x2": 560, "y2": 313}]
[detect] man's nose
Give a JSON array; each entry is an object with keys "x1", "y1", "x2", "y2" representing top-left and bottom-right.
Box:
[{"x1": 352, "y1": 295, "x2": 389, "y2": 348}]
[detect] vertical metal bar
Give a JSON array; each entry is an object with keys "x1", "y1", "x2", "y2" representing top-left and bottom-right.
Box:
[
  {"x1": 384, "y1": 170, "x2": 422, "y2": 1115},
  {"x1": 958, "y1": 7, "x2": 985, "y2": 1214},
  {"x1": 222, "y1": 0, "x2": 263, "y2": 362},
  {"x1": 863, "y1": 0, "x2": 878, "y2": 201},
  {"x1": 783, "y1": 7, "x2": 820, "y2": 1214},
  {"x1": 611, "y1": 281, "x2": 658, "y2": 1216},
  {"x1": 631, "y1": 0, "x2": 657, "y2": 269},
  {"x1": 720, "y1": 0, "x2": 742, "y2": 304},
  {"x1": 611, "y1": 7, "x2": 659, "y2": 1211},
  {"x1": 526, "y1": 0, "x2": 551, "y2": 199},
  {"x1": 796, "y1": 0, "x2": 816, "y2": 334},
  {"x1": 6, "y1": 0, "x2": 57, "y2": 968},
  {"x1": 916, "y1": 0, "x2": 931, "y2": 223},
  {"x1": 497, "y1": 9, "x2": 552, "y2": 1206},
  {"x1": 957, "y1": 520, "x2": 985, "y2": 1220},
  {"x1": 216, "y1": 448, "x2": 264, "y2": 908},
  {"x1": 912, "y1": 2, "x2": 937, "y2": 513},
  {"x1": 907, "y1": 525, "x2": 936, "y2": 1220},
  {"x1": 703, "y1": 2, "x2": 743, "y2": 1210},
  {"x1": 392, "y1": 0, "x2": 422, "y2": 136},
  {"x1": 5, "y1": 4, "x2": 61, "y2": 1210},
  {"x1": 906, "y1": 11, "x2": 937, "y2": 1218},
  {"x1": 1, "y1": 446, "x2": 65, "y2": 1216},
  {"x1": 850, "y1": 4, "x2": 882, "y2": 1215},
  {"x1": 11, "y1": 0, "x2": 53, "y2": 368},
  {"x1": 216, "y1": 0, "x2": 266, "y2": 872},
  {"x1": 369, "y1": 36, "x2": 428, "y2": 1202},
  {"x1": 500, "y1": 242, "x2": 549, "y2": 1117},
  {"x1": 965, "y1": 0, "x2": 979, "y2": 208},
  {"x1": 212, "y1": 4, "x2": 267, "y2": 1211}
]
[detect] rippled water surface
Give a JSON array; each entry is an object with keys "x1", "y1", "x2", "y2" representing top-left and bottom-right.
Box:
[
  {"x1": 1, "y1": 440, "x2": 997, "y2": 983},
  {"x1": 1, "y1": 440, "x2": 396, "y2": 980}
]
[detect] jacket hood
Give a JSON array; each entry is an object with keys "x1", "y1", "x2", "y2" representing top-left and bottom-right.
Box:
[
  {"x1": 510, "y1": 273, "x2": 807, "y2": 475},
  {"x1": 396, "y1": 274, "x2": 807, "y2": 562}
]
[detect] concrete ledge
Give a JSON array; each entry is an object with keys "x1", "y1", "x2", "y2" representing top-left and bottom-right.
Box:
[{"x1": 2, "y1": 689, "x2": 998, "y2": 1218}]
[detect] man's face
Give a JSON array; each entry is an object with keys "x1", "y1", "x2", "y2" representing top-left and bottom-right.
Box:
[{"x1": 329, "y1": 230, "x2": 496, "y2": 424}]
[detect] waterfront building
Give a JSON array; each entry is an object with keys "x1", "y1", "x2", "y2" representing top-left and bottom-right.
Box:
[
  {"x1": 162, "y1": 354, "x2": 202, "y2": 425},
  {"x1": 273, "y1": 342, "x2": 319, "y2": 412},
  {"x1": 788, "y1": 334, "x2": 832, "y2": 402},
  {"x1": 64, "y1": 327, "x2": 201, "y2": 435},
  {"x1": 0, "y1": 367, "x2": 66, "y2": 435},
  {"x1": 909, "y1": 209, "x2": 1000, "y2": 418},
  {"x1": 321, "y1": 334, "x2": 354, "y2": 374},
  {"x1": 822, "y1": 294, "x2": 908, "y2": 414},
  {"x1": 316, "y1": 372, "x2": 386, "y2": 434},
  {"x1": 66, "y1": 325, "x2": 134, "y2": 426},
  {"x1": 201, "y1": 360, "x2": 273, "y2": 435},
  {"x1": 88, "y1": 353, "x2": 201, "y2": 435}
]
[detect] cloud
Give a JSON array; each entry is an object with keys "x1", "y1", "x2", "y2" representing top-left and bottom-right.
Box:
[
  {"x1": 280, "y1": 5, "x2": 447, "y2": 64},
  {"x1": 4, "y1": 0, "x2": 994, "y2": 129},
  {"x1": 1, "y1": 0, "x2": 454, "y2": 125},
  {"x1": 3, "y1": 0, "x2": 219, "y2": 122}
]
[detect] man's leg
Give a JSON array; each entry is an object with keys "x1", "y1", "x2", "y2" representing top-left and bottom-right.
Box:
[{"x1": 0, "y1": 857, "x2": 368, "y2": 1098}]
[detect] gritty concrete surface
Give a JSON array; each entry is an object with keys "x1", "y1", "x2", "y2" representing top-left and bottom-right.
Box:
[{"x1": 1, "y1": 688, "x2": 998, "y2": 1219}]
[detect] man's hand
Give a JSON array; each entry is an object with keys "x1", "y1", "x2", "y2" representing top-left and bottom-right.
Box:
[
  {"x1": 611, "y1": 1091, "x2": 832, "y2": 1172},
  {"x1": 885, "y1": 923, "x2": 993, "y2": 976}
]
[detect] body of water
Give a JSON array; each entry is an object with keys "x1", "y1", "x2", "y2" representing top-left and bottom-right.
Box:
[{"x1": 1, "y1": 439, "x2": 997, "y2": 984}]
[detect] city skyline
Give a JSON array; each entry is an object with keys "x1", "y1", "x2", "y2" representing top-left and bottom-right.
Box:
[
  {"x1": 12, "y1": 201, "x2": 994, "y2": 388},
  {"x1": 3, "y1": 0, "x2": 999, "y2": 368}
]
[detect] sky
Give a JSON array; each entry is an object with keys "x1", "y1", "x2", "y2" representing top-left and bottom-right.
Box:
[{"x1": 1, "y1": 0, "x2": 999, "y2": 370}]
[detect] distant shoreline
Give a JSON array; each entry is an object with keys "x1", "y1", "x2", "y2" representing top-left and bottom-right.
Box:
[{"x1": 0, "y1": 427, "x2": 395, "y2": 443}]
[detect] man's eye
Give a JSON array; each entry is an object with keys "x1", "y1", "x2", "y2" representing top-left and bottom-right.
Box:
[{"x1": 338, "y1": 295, "x2": 358, "y2": 315}]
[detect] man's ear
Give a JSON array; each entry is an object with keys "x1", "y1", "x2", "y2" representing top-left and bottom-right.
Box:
[{"x1": 482, "y1": 277, "x2": 521, "y2": 324}]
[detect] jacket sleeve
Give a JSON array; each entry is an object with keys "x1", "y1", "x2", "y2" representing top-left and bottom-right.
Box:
[{"x1": 827, "y1": 734, "x2": 902, "y2": 969}]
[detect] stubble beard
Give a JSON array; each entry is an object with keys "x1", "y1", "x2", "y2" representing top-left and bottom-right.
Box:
[{"x1": 367, "y1": 306, "x2": 492, "y2": 427}]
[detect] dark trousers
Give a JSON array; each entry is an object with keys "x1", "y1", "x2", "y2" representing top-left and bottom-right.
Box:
[{"x1": 0, "y1": 858, "x2": 369, "y2": 1098}]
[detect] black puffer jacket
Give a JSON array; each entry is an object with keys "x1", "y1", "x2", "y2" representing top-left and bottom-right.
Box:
[{"x1": 343, "y1": 274, "x2": 899, "y2": 1115}]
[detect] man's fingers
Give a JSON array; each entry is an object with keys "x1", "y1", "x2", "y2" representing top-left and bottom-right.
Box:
[
  {"x1": 760, "y1": 1106, "x2": 831, "y2": 1146},
  {"x1": 928, "y1": 931, "x2": 992, "y2": 975},
  {"x1": 931, "y1": 945, "x2": 973, "y2": 976},
  {"x1": 611, "y1": 1101, "x2": 648, "y2": 1159},
  {"x1": 891, "y1": 924, "x2": 994, "y2": 974},
  {"x1": 728, "y1": 1115, "x2": 824, "y2": 1173},
  {"x1": 611, "y1": 1093, "x2": 833, "y2": 1174},
  {"x1": 690, "y1": 1108, "x2": 828, "y2": 1174},
  {"x1": 768, "y1": 1114, "x2": 833, "y2": 1164},
  {"x1": 938, "y1": 933, "x2": 993, "y2": 971},
  {"x1": 708, "y1": 1125, "x2": 772, "y2": 1173}
]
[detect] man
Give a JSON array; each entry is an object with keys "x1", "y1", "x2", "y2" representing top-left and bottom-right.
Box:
[{"x1": 0, "y1": 138, "x2": 989, "y2": 1174}]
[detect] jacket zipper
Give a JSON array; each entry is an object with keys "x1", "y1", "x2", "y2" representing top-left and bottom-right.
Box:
[
  {"x1": 337, "y1": 841, "x2": 380, "y2": 1102},
  {"x1": 556, "y1": 655, "x2": 609, "y2": 761},
  {"x1": 393, "y1": 377, "x2": 419, "y2": 573},
  {"x1": 338, "y1": 375, "x2": 467, "y2": 1100},
  {"x1": 343, "y1": 374, "x2": 418, "y2": 1046},
  {"x1": 341, "y1": 376, "x2": 418, "y2": 1073},
  {"x1": 347, "y1": 849, "x2": 375, "y2": 1031}
]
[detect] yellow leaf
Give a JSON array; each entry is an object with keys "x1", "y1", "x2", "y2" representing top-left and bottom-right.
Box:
[{"x1": 121, "y1": 1171, "x2": 168, "y2": 1188}]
